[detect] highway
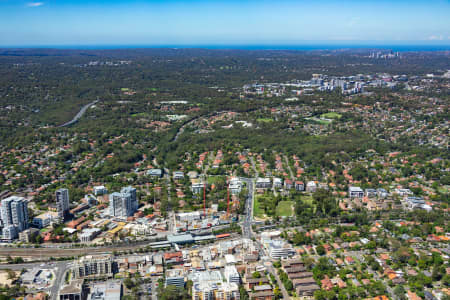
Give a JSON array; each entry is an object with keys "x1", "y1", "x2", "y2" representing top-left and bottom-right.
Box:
[{"x1": 58, "y1": 100, "x2": 98, "y2": 127}]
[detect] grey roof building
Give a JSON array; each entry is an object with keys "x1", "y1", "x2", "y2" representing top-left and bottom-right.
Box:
[{"x1": 88, "y1": 280, "x2": 122, "y2": 300}]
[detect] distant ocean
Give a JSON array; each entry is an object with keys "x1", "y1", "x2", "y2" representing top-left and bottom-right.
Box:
[{"x1": 3, "y1": 44, "x2": 450, "y2": 51}]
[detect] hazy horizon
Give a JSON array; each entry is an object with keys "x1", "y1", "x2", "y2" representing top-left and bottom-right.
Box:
[{"x1": 1, "y1": 44, "x2": 450, "y2": 52}]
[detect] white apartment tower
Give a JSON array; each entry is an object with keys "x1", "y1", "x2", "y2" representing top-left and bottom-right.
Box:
[
  {"x1": 56, "y1": 188, "x2": 70, "y2": 221},
  {"x1": 109, "y1": 192, "x2": 133, "y2": 218},
  {"x1": 1, "y1": 196, "x2": 29, "y2": 240},
  {"x1": 121, "y1": 186, "x2": 138, "y2": 212}
]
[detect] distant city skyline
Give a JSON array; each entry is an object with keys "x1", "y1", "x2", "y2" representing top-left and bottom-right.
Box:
[{"x1": 0, "y1": 0, "x2": 449, "y2": 47}]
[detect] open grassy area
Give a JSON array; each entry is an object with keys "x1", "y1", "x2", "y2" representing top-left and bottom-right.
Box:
[
  {"x1": 300, "y1": 195, "x2": 314, "y2": 205},
  {"x1": 299, "y1": 195, "x2": 317, "y2": 213},
  {"x1": 207, "y1": 176, "x2": 225, "y2": 185},
  {"x1": 253, "y1": 196, "x2": 264, "y2": 218},
  {"x1": 321, "y1": 112, "x2": 342, "y2": 119},
  {"x1": 257, "y1": 118, "x2": 274, "y2": 123},
  {"x1": 276, "y1": 200, "x2": 294, "y2": 217},
  {"x1": 437, "y1": 186, "x2": 449, "y2": 194},
  {"x1": 131, "y1": 112, "x2": 151, "y2": 117},
  {"x1": 306, "y1": 117, "x2": 331, "y2": 125}
]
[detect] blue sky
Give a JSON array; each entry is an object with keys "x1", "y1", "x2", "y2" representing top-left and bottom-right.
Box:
[{"x1": 0, "y1": 0, "x2": 449, "y2": 46}]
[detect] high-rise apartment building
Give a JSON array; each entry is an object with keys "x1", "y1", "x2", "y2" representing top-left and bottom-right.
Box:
[
  {"x1": 120, "y1": 186, "x2": 138, "y2": 212},
  {"x1": 56, "y1": 188, "x2": 70, "y2": 221},
  {"x1": 1, "y1": 196, "x2": 29, "y2": 240},
  {"x1": 109, "y1": 186, "x2": 138, "y2": 218},
  {"x1": 109, "y1": 192, "x2": 132, "y2": 217}
]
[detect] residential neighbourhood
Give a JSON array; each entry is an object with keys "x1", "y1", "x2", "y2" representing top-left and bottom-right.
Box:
[{"x1": 0, "y1": 48, "x2": 448, "y2": 300}]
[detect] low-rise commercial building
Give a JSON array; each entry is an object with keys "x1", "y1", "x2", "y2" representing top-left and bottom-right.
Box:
[
  {"x1": 165, "y1": 269, "x2": 185, "y2": 288},
  {"x1": 79, "y1": 228, "x2": 101, "y2": 243},
  {"x1": 263, "y1": 239, "x2": 294, "y2": 259},
  {"x1": 59, "y1": 279, "x2": 85, "y2": 300},
  {"x1": 32, "y1": 212, "x2": 58, "y2": 229},
  {"x1": 192, "y1": 282, "x2": 240, "y2": 300},
  {"x1": 224, "y1": 265, "x2": 240, "y2": 284},
  {"x1": 19, "y1": 228, "x2": 40, "y2": 243},
  {"x1": 88, "y1": 280, "x2": 122, "y2": 300}
]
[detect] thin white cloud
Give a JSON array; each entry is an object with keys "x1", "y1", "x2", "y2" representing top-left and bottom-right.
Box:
[
  {"x1": 27, "y1": 2, "x2": 44, "y2": 7},
  {"x1": 427, "y1": 35, "x2": 444, "y2": 41},
  {"x1": 346, "y1": 17, "x2": 361, "y2": 28}
]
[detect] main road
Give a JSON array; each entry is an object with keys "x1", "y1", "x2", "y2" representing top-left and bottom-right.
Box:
[
  {"x1": 0, "y1": 260, "x2": 71, "y2": 300},
  {"x1": 239, "y1": 177, "x2": 291, "y2": 299},
  {"x1": 240, "y1": 177, "x2": 254, "y2": 239},
  {"x1": 58, "y1": 99, "x2": 98, "y2": 127}
]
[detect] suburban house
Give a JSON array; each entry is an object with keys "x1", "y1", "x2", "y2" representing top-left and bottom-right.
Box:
[
  {"x1": 191, "y1": 179, "x2": 205, "y2": 194},
  {"x1": 306, "y1": 181, "x2": 317, "y2": 192},
  {"x1": 228, "y1": 178, "x2": 243, "y2": 195},
  {"x1": 365, "y1": 188, "x2": 377, "y2": 198},
  {"x1": 295, "y1": 181, "x2": 304, "y2": 191},
  {"x1": 256, "y1": 178, "x2": 272, "y2": 189},
  {"x1": 147, "y1": 169, "x2": 163, "y2": 178},
  {"x1": 173, "y1": 171, "x2": 184, "y2": 180},
  {"x1": 273, "y1": 178, "x2": 283, "y2": 189},
  {"x1": 349, "y1": 186, "x2": 364, "y2": 198},
  {"x1": 284, "y1": 179, "x2": 293, "y2": 190}
]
